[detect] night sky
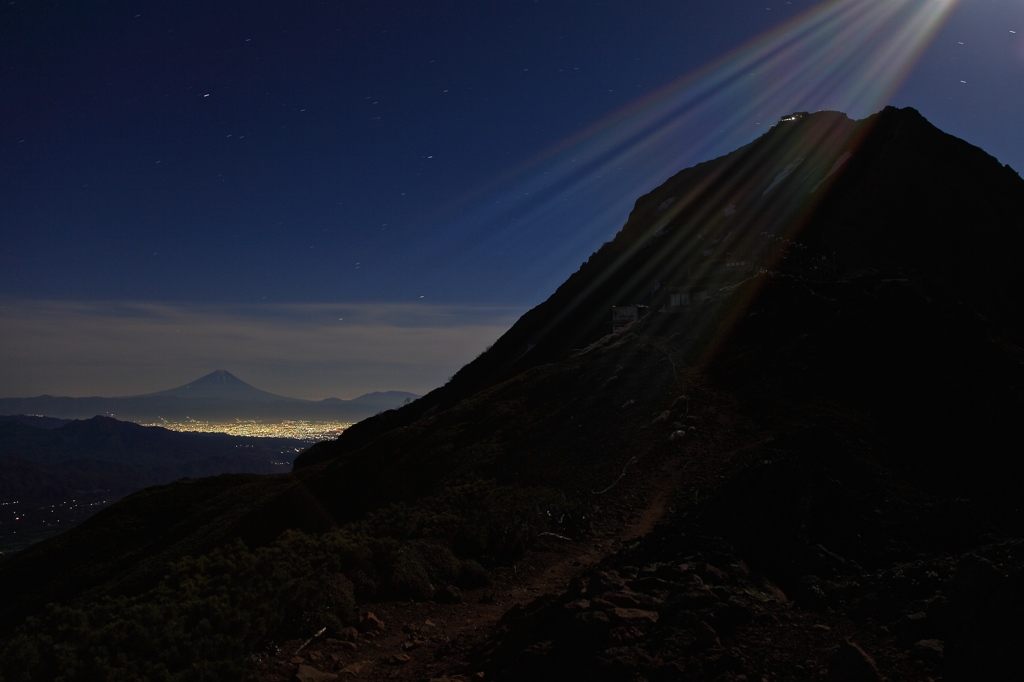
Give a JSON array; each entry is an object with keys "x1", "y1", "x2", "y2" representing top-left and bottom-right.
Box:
[{"x1": 2, "y1": 0, "x2": 1021, "y2": 400}]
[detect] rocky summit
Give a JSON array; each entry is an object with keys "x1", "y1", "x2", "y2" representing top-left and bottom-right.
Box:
[{"x1": 2, "y1": 107, "x2": 1023, "y2": 681}]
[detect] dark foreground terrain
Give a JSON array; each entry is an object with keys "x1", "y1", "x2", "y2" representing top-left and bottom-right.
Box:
[
  {"x1": 1, "y1": 107, "x2": 1022, "y2": 680},
  {"x1": 253, "y1": 273, "x2": 1024, "y2": 682}
]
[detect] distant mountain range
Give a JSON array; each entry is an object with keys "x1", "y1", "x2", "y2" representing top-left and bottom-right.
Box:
[
  {"x1": 0, "y1": 370, "x2": 419, "y2": 422},
  {"x1": 0, "y1": 413, "x2": 303, "y2": 499},
  {"x1": 0, "y1": 412, "x2": 310, "y2": 555}
]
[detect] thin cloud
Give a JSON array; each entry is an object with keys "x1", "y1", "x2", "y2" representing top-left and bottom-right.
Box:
[{"x1": 0, "y1": 298, "x2": 520, "y2": 400}]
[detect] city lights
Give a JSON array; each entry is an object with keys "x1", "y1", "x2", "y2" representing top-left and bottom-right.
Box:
[{"x1": 140, "y1": 418, "x2": 351, "y2": 442}]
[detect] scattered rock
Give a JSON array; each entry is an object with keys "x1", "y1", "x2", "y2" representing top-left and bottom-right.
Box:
[
  {"x1": 600, "y1": 645, "x2": 658, "y2": 672},
  {"x1": 434, "y1": 584, "x2": 464, "y2": 604},
  {"x1": 699, "y1": 563, "x2": 729, "y2": 585},
  {"x1": 825, "y1": 640, "x2": 881, "y2": 682},
  {"x1": 334, "y1": 626, "x2": 360, "y2": 642},
  {"x1": 707, "y1": 597, "x2": 753, "y2": 634},
  {"x1": 356, "y1": 611, "x2": 385, "y2": 634},
  {"x1": 575, "y1": 609, "x2": 612, "y2": 638},
  {"x1": 668, "y1": 585, "x2": 719, "y2": 610},
  {"x1": 607, "y1": 624, "x2": 646, "y2": 643},
  {"x1": 295, "y1": 663, "x2": 339, "y2": 682},
  {"x1": 610, "y1": 607, "x2": 660, "y2": 625},
  {"x1": 390, "y1": 653, "x2": 412, "y2": 665},
  {"x1": 402, "y1": 638, "x2": 425, "y2": 651},
  {"x1": 595, "y1": 589, "x2": 658, "y2": 610},
  {"x1": 339, "y1": 660, "x2": 372, "y2": 676},
  {"x1": 912, "y1": 639, "x2": 944, "y2": 663},
  {"x1": 898, "y1": 611, "x2": 930, "y2": 643},
  {"x1": 585, "y1": 570, "x2": 627, "y2": 596}
]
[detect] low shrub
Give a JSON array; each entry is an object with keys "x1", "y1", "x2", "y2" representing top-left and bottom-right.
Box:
[{"x1": 0, "y1": 478, "x2": 570, "y2": 679}]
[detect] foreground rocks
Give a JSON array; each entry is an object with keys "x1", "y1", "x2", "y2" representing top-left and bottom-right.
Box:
[{"x1": 466, "y1": 530, "x2": 1024, "y2": 680}]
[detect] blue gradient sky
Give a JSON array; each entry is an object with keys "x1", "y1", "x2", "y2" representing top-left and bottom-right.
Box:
[{"x1": 2, "y1": 0, "x2": 1021, "y2": 399}]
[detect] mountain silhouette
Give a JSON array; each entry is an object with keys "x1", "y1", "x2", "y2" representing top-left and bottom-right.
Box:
[
  {"x1": 2, "y1": 107, "x2": 1023, "y2": 680},
  {"x1": 0, "y1": 370, "x2": 418, "y2": 422},
  {"x1": 140, "y1": 369, "x2": 299, "y2": 403},
  {"x1": 298, "y1": 105, "x2": 1024, "y2": 465}
]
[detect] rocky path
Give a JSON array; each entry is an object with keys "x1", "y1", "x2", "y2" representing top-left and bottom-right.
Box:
[
  {"x1": 255, "y1": 452, "x2": 689, "y2": 682},
  {"x1": 253, "y1": 382, "x2": 1010, "y2": 681}
]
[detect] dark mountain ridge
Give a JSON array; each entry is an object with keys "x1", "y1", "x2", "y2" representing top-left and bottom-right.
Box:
[
  {"x1": 0, "y1": 415, "x2": 71, "y2": 430},
  {"x1": 0, "y1": 414, "x2": 302, "y2": 471},
  {"x1": 298, "y1": 106, "x2": 1024, "y2": 466},
  {"x1": 2, "y1": 107, "x2": 1023, "y2": 680},
  {"x1": 0, "y1": 414, "x2": 309, "y2": 556}
]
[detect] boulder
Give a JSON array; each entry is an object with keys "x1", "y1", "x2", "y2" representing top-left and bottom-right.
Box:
[
  {"x1": 825, "y1": 640, "x2": 881, "y2": 682},
  {"x1": 295, "y1": 664, "x2": 339, "y2": 682}
]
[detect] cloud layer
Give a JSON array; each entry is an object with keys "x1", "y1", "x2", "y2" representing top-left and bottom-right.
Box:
[{"x1": 0, "y1": 298, "x2": 520, "y2": 400}]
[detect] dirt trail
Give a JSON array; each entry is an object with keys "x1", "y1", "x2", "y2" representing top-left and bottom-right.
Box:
[{"x1": 256, "y1": 453, "x2": 688, "y2": 681}]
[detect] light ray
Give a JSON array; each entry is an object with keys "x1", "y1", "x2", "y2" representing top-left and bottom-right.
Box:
[{"x1": 423, "y1": 1, "x2": 962, "y2": 305}]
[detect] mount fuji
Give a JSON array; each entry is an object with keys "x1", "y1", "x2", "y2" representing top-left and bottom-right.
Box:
[
  {"x1": 140, "y1": 370, "x2": 301, "y2": 403},
  {"x1": 0, "y1": 370, "x2": 418, "y2": 422}
]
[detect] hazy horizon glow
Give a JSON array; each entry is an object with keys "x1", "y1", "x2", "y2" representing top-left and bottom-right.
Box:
[{"x1": 0, "y1": 298, "x2": 518, "y2": 399}]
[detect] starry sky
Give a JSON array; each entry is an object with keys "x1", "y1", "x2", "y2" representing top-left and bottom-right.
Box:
[{"x1": 2, "y1": 0, "x2": 1022, "y2": 400}]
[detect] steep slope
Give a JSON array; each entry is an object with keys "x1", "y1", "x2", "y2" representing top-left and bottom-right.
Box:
[
  {"x1": 2, "y1": 107, "x2": 1023, "y2": 680},
  {"x1": 461, "y1": 275, "x2": 1024, "y2": 681},
  {"x1": 298, "y1": 106, "x2": 1024, "y2": 466},
  {"x1": 255, "y1": 271, "x2": 1024, "y2": 681}
]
